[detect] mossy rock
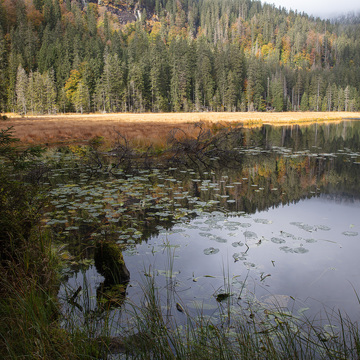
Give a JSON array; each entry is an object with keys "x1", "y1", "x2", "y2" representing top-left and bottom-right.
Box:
[{"x1": 94, "y1": 241, "x2": 130, "y2": 285}]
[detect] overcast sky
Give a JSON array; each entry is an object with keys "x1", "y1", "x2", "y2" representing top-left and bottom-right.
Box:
[{"x1": 261, "y1": 0, "x2": 360, "y2": 19}]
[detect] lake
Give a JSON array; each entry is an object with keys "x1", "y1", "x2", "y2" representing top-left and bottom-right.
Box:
[{"x1": 47, "y1": 120, "x2": 360, "y2": 332}]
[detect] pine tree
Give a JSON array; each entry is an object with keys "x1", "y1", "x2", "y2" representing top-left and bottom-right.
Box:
[
  {"x1": 0, "y1": 27, "x2": 6, "y2": 112},
  {"x1": 214, "y1": 47, "x2": 228, "y2": 110},
  {"x1": 229, "y1": 43, "x2": 244, "y2": 103},
  {"x1": 224, "y1": 70, "x2": 237, "y2": 111},
  {"x1": 300, "y1": 91, "x2": 309, "y2": 111},
  {"x1": 101, "y1": 51, "x2": 124, "y2": 112},
  {"x1": 43, "y1": 70, "x2": 57, "y2": 114},
  {"x1": 27, "y1": 71, "x2": 35, "y2": 113},
  {"x1": 195, "y1": 38, "x2": 214, "y2": 110},
  {"x1": 169, "y1": 38, "x2": 190, "y2": 112},
  {"x1": 128, "y1": 63, "x2": 145, "y2": 112},
  {"x1": 32, "y1": 71, "x2": 45, "y2": 114},
  {"x1": 73, "y1": 80, "x2": 90, "y2": 114},
  {"x1": 271, "y1": 74, "x2": 284, "y2": 111},
  {"x1": 149, "y1": 34, "x2": 170, "y2": 112},
  {"x1": 15, "y1": 65, "x2": 28, "y2": 114}
]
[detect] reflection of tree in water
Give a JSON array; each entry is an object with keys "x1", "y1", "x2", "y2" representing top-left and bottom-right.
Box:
[
  {"x1": 183, "y1": 121, "x2": 360, "y2": 214},
  {"x1": 245, "y1": 121, "x2": 360, "y2": 152}
]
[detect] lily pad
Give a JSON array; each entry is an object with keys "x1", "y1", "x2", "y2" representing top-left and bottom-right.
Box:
[
  {"x1": 204, "y1": 247, "x2": 220, "y2": 255},
  {"x1": 254, "y1": 219, "x2": 272, "y2": 224},
  {"x1": 271, "y1": 237, "x2": 285, "y2": 244},
  {"x1": 293, "y1": 247, "x2": 309, "y2": 254},
  {"x1": 244, "y1": 231, "x2": 257, "y2": 239},
  {"x1": 342, "y1": 231, "x2": 358, "y2": 236},
  {"x1": 316, "y1": 225, "x2": 331, "y2": 231},
  {"x1": 243, "y1": 261, "x2": 256, "y2": 268},
  {"x1": 279, "y1": 246, "x2": 293, "y2": 253},
  {"x1": 232, "y1": 241, "x2": 244, "y2": 247},
  {"x1": 280, "y1": 231, "x2": 295, "y2": 238},
  {"x1": 214, "y1": 236, "x2": 227, "y2": 243}
]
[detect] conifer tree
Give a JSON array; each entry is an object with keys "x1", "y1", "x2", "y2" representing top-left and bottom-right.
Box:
[
  {"x1": 15, "y1": 65, "x2": 28, "y2": 114},
  {"x1": 0, "y1": 28, "x2": 6, "y2": 112}
]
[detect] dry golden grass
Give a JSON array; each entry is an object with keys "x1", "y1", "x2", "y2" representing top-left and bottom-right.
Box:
[{"x1": 2, "y1": 111, "x2": 360, "y2": 146}]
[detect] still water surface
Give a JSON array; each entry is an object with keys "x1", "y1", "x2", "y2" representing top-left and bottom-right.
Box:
[{"x1": 55, "y1": 121, "x2": 360, "y2": 327}]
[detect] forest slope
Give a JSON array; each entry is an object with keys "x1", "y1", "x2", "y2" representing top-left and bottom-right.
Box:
[{"x1": 0, "y1": 0, "x2": 360, "y2": 114}]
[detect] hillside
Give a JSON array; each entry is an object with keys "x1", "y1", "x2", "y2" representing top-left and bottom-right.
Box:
[{"x1": 0, "y1": 0, "x2": 359, "y2": 114}]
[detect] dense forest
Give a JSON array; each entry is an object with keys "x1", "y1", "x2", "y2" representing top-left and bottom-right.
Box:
[{"x1": 0, "y1": 0, "x2": 360, "y2": 114}]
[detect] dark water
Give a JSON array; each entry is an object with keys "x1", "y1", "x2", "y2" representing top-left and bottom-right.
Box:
[{"x1": 53, "y1": 120, "x2": 360, "y2": 329}]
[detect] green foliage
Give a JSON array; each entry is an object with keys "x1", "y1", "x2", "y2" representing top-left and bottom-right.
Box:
[{"x1": 300, "y1": 92, "x2": 309, "y2": 111}]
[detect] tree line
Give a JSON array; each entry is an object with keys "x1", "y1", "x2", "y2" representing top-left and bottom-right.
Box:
[{"x1": 0, "y1": 0, "x2": 360, "y2": 114}]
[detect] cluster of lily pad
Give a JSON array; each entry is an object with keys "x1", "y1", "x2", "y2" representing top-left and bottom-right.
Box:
[{"x1": 40, "y1": 143, "x2": 360, "y2": 271}]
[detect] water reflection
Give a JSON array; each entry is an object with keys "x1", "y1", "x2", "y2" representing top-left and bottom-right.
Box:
[
  {"x1": 123, "y1": 195, "x2": 360, "y2": 321},
  {"x1": 54, "y1": 121, "x2": 360, "y2": 325}
]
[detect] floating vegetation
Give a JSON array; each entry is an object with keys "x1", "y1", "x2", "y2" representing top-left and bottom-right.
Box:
[
  {"x1": 157, "y1": 270, "x2": 180, "y2": 278},
  {"x1": 254, "y1": 218, "x2": 272, "y2": 224},
  {"x1": 244, "y1": 231, "x2": 258, "y2": 239},
  {"x1": 316, "y1": 225, "x2": 331, "y2": 231},
  {"x1": 280, "y1": 231, "x2": 295, "y2": 238},
  {"x1": 232, "y1": 241, "x2": 244, "y2": 247},
  {"x1": 232, "y1": 253, "x2": 241, "y2": 261},
  {"x1": 293, "y1": 247, "x2": 309, "y2": 254},
  {"x1": 342, "y1": 231, "x2": 358, "y2": 237},
  {"x1": 280, "y1": 246, "x2": 309, "y2": 254},
  {"x1": 213, "y1": 236, "x2": 227, "y2": 243},
  {"x1": 239, "y1": 223, "x2": 252, "y2": 228},
  {"x1": 244, "y1": 261, "x2": 256, "y2": 268},
  {"x1": 279, "y1": 246, "x2": 293, "y2": 253},
  {"x1": 271, "y1": 237, "x2": 286, "y2": 244},
  {"x1": 203, "y1": 247, "x2": 220, "y2": 255}
]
